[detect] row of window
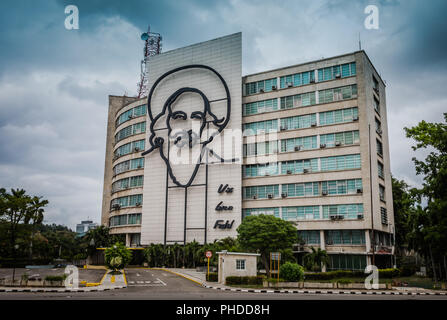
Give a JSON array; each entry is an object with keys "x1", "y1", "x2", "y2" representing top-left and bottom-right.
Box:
[
  {"x1": 110, "y1": 194, "x2": 142, "y2": 210},
  {"x1": 298, "y1": 229, "x2": 365, "y2": 245},
  {"x1": 243, "y1": 203, "x2": 364, "y2": 221},
  {"x1": 111, "y1": 175, "x2": 144, "y2": 193},
  {"x1": 243, "y1": 178, "x2": 362, "y2": 199},
  {"x1": 280, "y1": 92, "x2": 316, "y2": 110},
  {"x1": 243, "y1": 130, "x2": 360, "y2": 157},
  {"x1": 243, "y1": 154, "x2": 362, "y2": 177},
  {"x1": 245, "y1": 78, "x2": 278, "y2": 95},
  {"x1": 114, "y1": 140, "x2": 145, "y2": 158},
  {"x1": 113, "y1": 158, "x2": 145, "y2": 176},
  {"x1": 109, "y1": 213, "x2": 142, "y2": 227},
  {"x1": 317, "y1": 62, "x2": 356, "y2": 82},
  {"x1": 243, "y1": 106, "x2": 358, "y2": 136},
  {"x1": 115, "y1": 104, "x2": 147, "y2": 128},
  {"x1": 115, "y1": 122, "x2": 146, "y2": 143},
  {"x1": 243, "y1": 99, "x2": 278, "y2": 116},
  {"x1": 279, "y1": 70, "x2": 315, "y2": 89}
]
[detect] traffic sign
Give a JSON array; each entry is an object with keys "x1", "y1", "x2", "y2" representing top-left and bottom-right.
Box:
[{"x1": 205, "y1": 251, "x2": 213, "y2": 258}]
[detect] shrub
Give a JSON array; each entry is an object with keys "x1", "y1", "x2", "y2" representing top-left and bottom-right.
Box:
[
  {"x1": 105, "y1": 242, "x2": 132, "y2": 271},
  {"x1": 45, "y1": 275, "x2": 67, "y2": 282},
  {"x1": 337, "y1": 279, "x2": 353, "y2": 284},
  {"x1": 399, "y1": 265, "x2": 417, "y2": 277},
  {"x1": 206, "y1": 272, "x2": 218, "y2": 282},
  {"x1": 225, "y1": 276, "x2": 264, "y2": 285},
  {"x1": 279, "y1": 262, "x2": 304, "y2": 282},
  {"x1": 304, "y1": 270, "x2": 365, "y2": 281},
  {"x1": 378, "y1": 268, "x2": 400, "y2": 278}
]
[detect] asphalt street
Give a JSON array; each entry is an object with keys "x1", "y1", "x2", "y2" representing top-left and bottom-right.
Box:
[{"x1": 0, "y1": 269, "x2": 446, "y2": 300}]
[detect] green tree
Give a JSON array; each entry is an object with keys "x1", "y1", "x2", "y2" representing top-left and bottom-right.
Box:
[
  {"x1": 279, "y1": 262, "x2": 304, "y2": 281},
  {"x1": 303, "y1": 247, "x2": 330, "y2": 271},
  {"x1": 404, "y1": 113, "x2": 447, "y2": 281},
  {"x1": 104, "y1": 242, "x2": 132, "y2": 271},
  {"x1": 236, "y1": 214, "x2": 298, "y2": 275}
]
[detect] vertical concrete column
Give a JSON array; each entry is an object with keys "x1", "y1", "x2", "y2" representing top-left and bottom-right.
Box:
[
  {"x1": 365, "y1": 230, "x2": 371, "y2": 252},
  {"x1": 126, "y1": 233, "x2": 130, "y2": 247},
  {"x1": 320, "y1": 230, "x2": 327, "y2": 272}
]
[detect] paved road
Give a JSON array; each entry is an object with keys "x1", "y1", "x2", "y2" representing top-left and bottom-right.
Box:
[{"x1": 0, "y1": 269, "x2": 446, "y2": 300}]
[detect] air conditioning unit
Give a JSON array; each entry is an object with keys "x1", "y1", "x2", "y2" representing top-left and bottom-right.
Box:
[
  {"x1": 353, "y1": 116, "x2": 359, "y2": 121},
  {"x1": 287, "y1": 82, "x2": 293, "y2": 87},
  {"x1": 252, "y1": 195, "x2": 258, "y2": 200},
  {"x1": 259, "y1": 88, "x2": 265, "y2": 93},
  {"x1": 310, "y1": 79, "x2": 315, "y2": 83},
  {"x1": 134, "y1": 147, "x2": 140, "y2": 152},
  {"x1": 267, "y1": 194, "x2": 274, "y2": 199},
  {"x1": 272, "y1": 85, "x2": 277, "y2": 90},
  {"x1": 112, "y1": 204, "x2": 121, "y2": 210},
  {"x1": 137, "y1": 165, "x2": 142, "y2": 169},
  {"x1": 281, "y1": 193, "x2": 287, "y2": 198},
  {"x1": 311, "y1": 122, "x2": 317, "y2": 127},
  {"x1": 320, "y1": 144, "x2": 326, "y2": 148},
  {"x1": 337, "y1": 215, "x2": 345, "y2": 220},
  {"x1": 330, "y1": 215, "x2": 337, "y2": 220},
  {"x1": 280, "y1": 126, "x2": 287, "y2": 131},
  {"x1": 357, "y1": 214, "x2": 364, "y2": 219},
  {"x1": 265, "y1": 173, "x2": 270, "y2": 176},
  {"x1": 335, "y1": 141, "x2": 342, "y2": 146},
  {"x1": 128, "y1": 114, "x2": 133, "y2": 119},
  {"x1": 286, "y1": 170, "x2": 292, "y2": 174},
  {"x1": 294, "y1": 146, "x2": 301, "y2": 152},
  {"x1": 136, "y1": 202, "x2": 141, "y2": 207},
  {"x1": 335, "y1": 73, "x2": 341, "y2": 78},
  {"x1": 303, "y1": 168, "x2": 309, "y2": 174},
  {"x1": 357, "y1": 188, "x2": 363, "y2": 194},
  {"x1": 322, "y1": 191, "x2": 328, "y2": 196}
]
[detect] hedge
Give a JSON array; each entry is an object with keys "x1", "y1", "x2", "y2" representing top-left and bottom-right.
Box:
[
  {"x1": 225, "y1": 276, "x2": 265, "y2": 285},
  {"x1": 206, "y1": 272, "x2": 218, "y2": 282},
  {"x1": 44, "y1": 275, "x2": 67, "y2": 282},
  {"x1": 304, "y1": 269, "x2": 401, "y2": 280}
]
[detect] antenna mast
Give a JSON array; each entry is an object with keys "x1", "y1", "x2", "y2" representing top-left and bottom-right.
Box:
[{"x1": 137, "y1": 26, "x2": 162, "y2": 98}]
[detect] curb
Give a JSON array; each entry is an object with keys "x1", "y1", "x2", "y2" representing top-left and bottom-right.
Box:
[
  {"x1": 201, "y1": 284, "x2": 447, "y2": 296},
  {"x1": 0, "y1": 286, "x2": 126, "y2": 293}
]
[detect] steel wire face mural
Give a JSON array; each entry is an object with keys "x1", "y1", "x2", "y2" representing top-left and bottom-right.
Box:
[
  {"x1": 142, "y1": 64, "x2": 237, "y2": 244},
  {"x1": 142, "y1": 64, "x2": 233, "y2": 188}
]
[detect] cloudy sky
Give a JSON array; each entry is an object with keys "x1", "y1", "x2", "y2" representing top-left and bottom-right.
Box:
[{"x1": 0, "y1": 0, "x2": 446, "y2": 230}]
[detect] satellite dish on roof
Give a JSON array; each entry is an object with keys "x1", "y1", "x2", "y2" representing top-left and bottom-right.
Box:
[{"x1": 141, "y1": 32, "x2": 149, "y2": 41}]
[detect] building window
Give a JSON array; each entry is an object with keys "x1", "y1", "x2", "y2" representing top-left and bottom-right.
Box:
[
  {"x1": 243, "y1": 98, "x2": 278, "y2": 116},
  {"x1": 376, "y1": 139, "x2": 383, "y2": 157},
  {"x1": 373, "y1": 97, "x2": 380, "y2": 114},
  {"x1": 245, "y1": 78, "x2": 277, "y2": 95},
  {"x1": 320, "y1": 154, "x2": 361, "y2": 171},
  {"x1": 111, "y1": 175, "x2": 144, "y2": 193},
  {"x1": 321, "y1": 179, "x2": 362, "y2": 195},
  {"x1": 318, "y1": 84, "x2": 357, "y2": 104},
  {"x1": 280, "y1": 135, "x2": 317, "y2": 152},
  {"x1": 280, "y1": 92, "x2": 316, "y2": 110},
  {"x1": 328, "y1": 254, "x2": 366, "y2": 271},
  {"x1": 281, "y1": 158, "x2": 319, "y2": 174},
  {"x1": 319, "y1": 107, "x2": 358, "y2": 126},
  {"x1": 115, "y1": 121, "x2": 146, "y2": 143},
  {"x1": 115, "y1": 104, "x2": 147, "y2": 128},
  {"x1": 280, "y1": 70, "x2": 315, "y2": 88},
  {"x1": 243, "y1": 119, "x2": 278, "y2": 136},
  {"x1": 113, "y1": 158, "x2": 145, "y2": 175},
  {"x1": 236, "y1": 259, "x2": 246, "y2": 270},
  {"x1": 381, "y1": 207, "x2": 388, "y2": 225},
  {"x1": 243, "y1": 163, "x2": 279, "y2": 177},
  {"x1": 378, "y1": 161, "x2": 384, "y2": 179},
  {"x1": 322, "y1": 204, "x2": 364, "y2": 219},
  {"x1": 297, "y1": 231, "x2": 320, "y2": 244},
  {"x1": 379, "y1": 185, "x2": 385, "y2": 202},
  {"x1": 114, "y1": 140, "x2": 145, "y2": 158},
  {"x1": 280, "y1": 113, "x2": 317, "y2": 131},
  {"x1": 243, "y1": 141, "x2": 278, "y2": 157},
  {"x1": 282, "y1": 206, "x2": 320, "y2": 220},
  {"x1": 320, "y1": 130, "x2": 360, "y2": 147},
  {"x1": 282, "y1": 182, "x2": 320, "y2": 197},
  {"x1": 109, "y1": 213, "x2": 141, "y2": 227},
  {"x1": 325, "y1": 230, "x2": 365, "y2": 245},
  {"x1": 243, "y1": 185, "x2": 279, "y2": 200},
  {"x1": 243, "y1": 207, "x2": 280, "y2": 218},
  {"x1": 130, "y1": 233, "x2": 141, "y2": 247},
  {"x1": 317, "y1": 62, "x2": 356, "y2": 82},
  {"x1": 110, "y1": 194, "x2": 142, "y2": 210}
]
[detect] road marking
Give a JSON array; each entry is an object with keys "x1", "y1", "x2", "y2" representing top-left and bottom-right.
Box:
[
  {"x1": 157, "y1": 278, "x2": 167, "y2": 286},
  {"x1": 145, "y1": 281, "x2": 151, "y2": 284},
  {"x1": 136, "y1": 273, "x2": 141, "y2": 277}
]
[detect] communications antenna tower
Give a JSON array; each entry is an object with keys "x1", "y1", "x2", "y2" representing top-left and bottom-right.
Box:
[{"x1": 137, "y1": 26, "x2": 162, "y2": 98}]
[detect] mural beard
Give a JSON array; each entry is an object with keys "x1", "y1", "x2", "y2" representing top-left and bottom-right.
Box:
[{"x1": 141, "y1": 65, "x2": 232, "y2": 188}]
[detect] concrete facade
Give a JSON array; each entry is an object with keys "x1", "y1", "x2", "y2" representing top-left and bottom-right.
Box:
[{"x1": 101, "y1": 33, "x2": 394, "y2": 269}]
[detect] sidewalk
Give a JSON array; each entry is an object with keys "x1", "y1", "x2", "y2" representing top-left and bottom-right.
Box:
[
  {"x1": 165, "y1": 268, "x2": 447, "y2": 296},
  {"x1": 0, "y1": 269, "x2": 127, "y2": 293}
]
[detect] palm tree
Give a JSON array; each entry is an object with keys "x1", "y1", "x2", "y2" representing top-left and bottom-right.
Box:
[{"x1": 304, "y1": 247, "x2": 330, "y2": 272}]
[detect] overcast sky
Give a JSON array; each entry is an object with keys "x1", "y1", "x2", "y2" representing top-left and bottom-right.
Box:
[{"x1": 0, "y1": 0, "x2": 446, "y2": 230}]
